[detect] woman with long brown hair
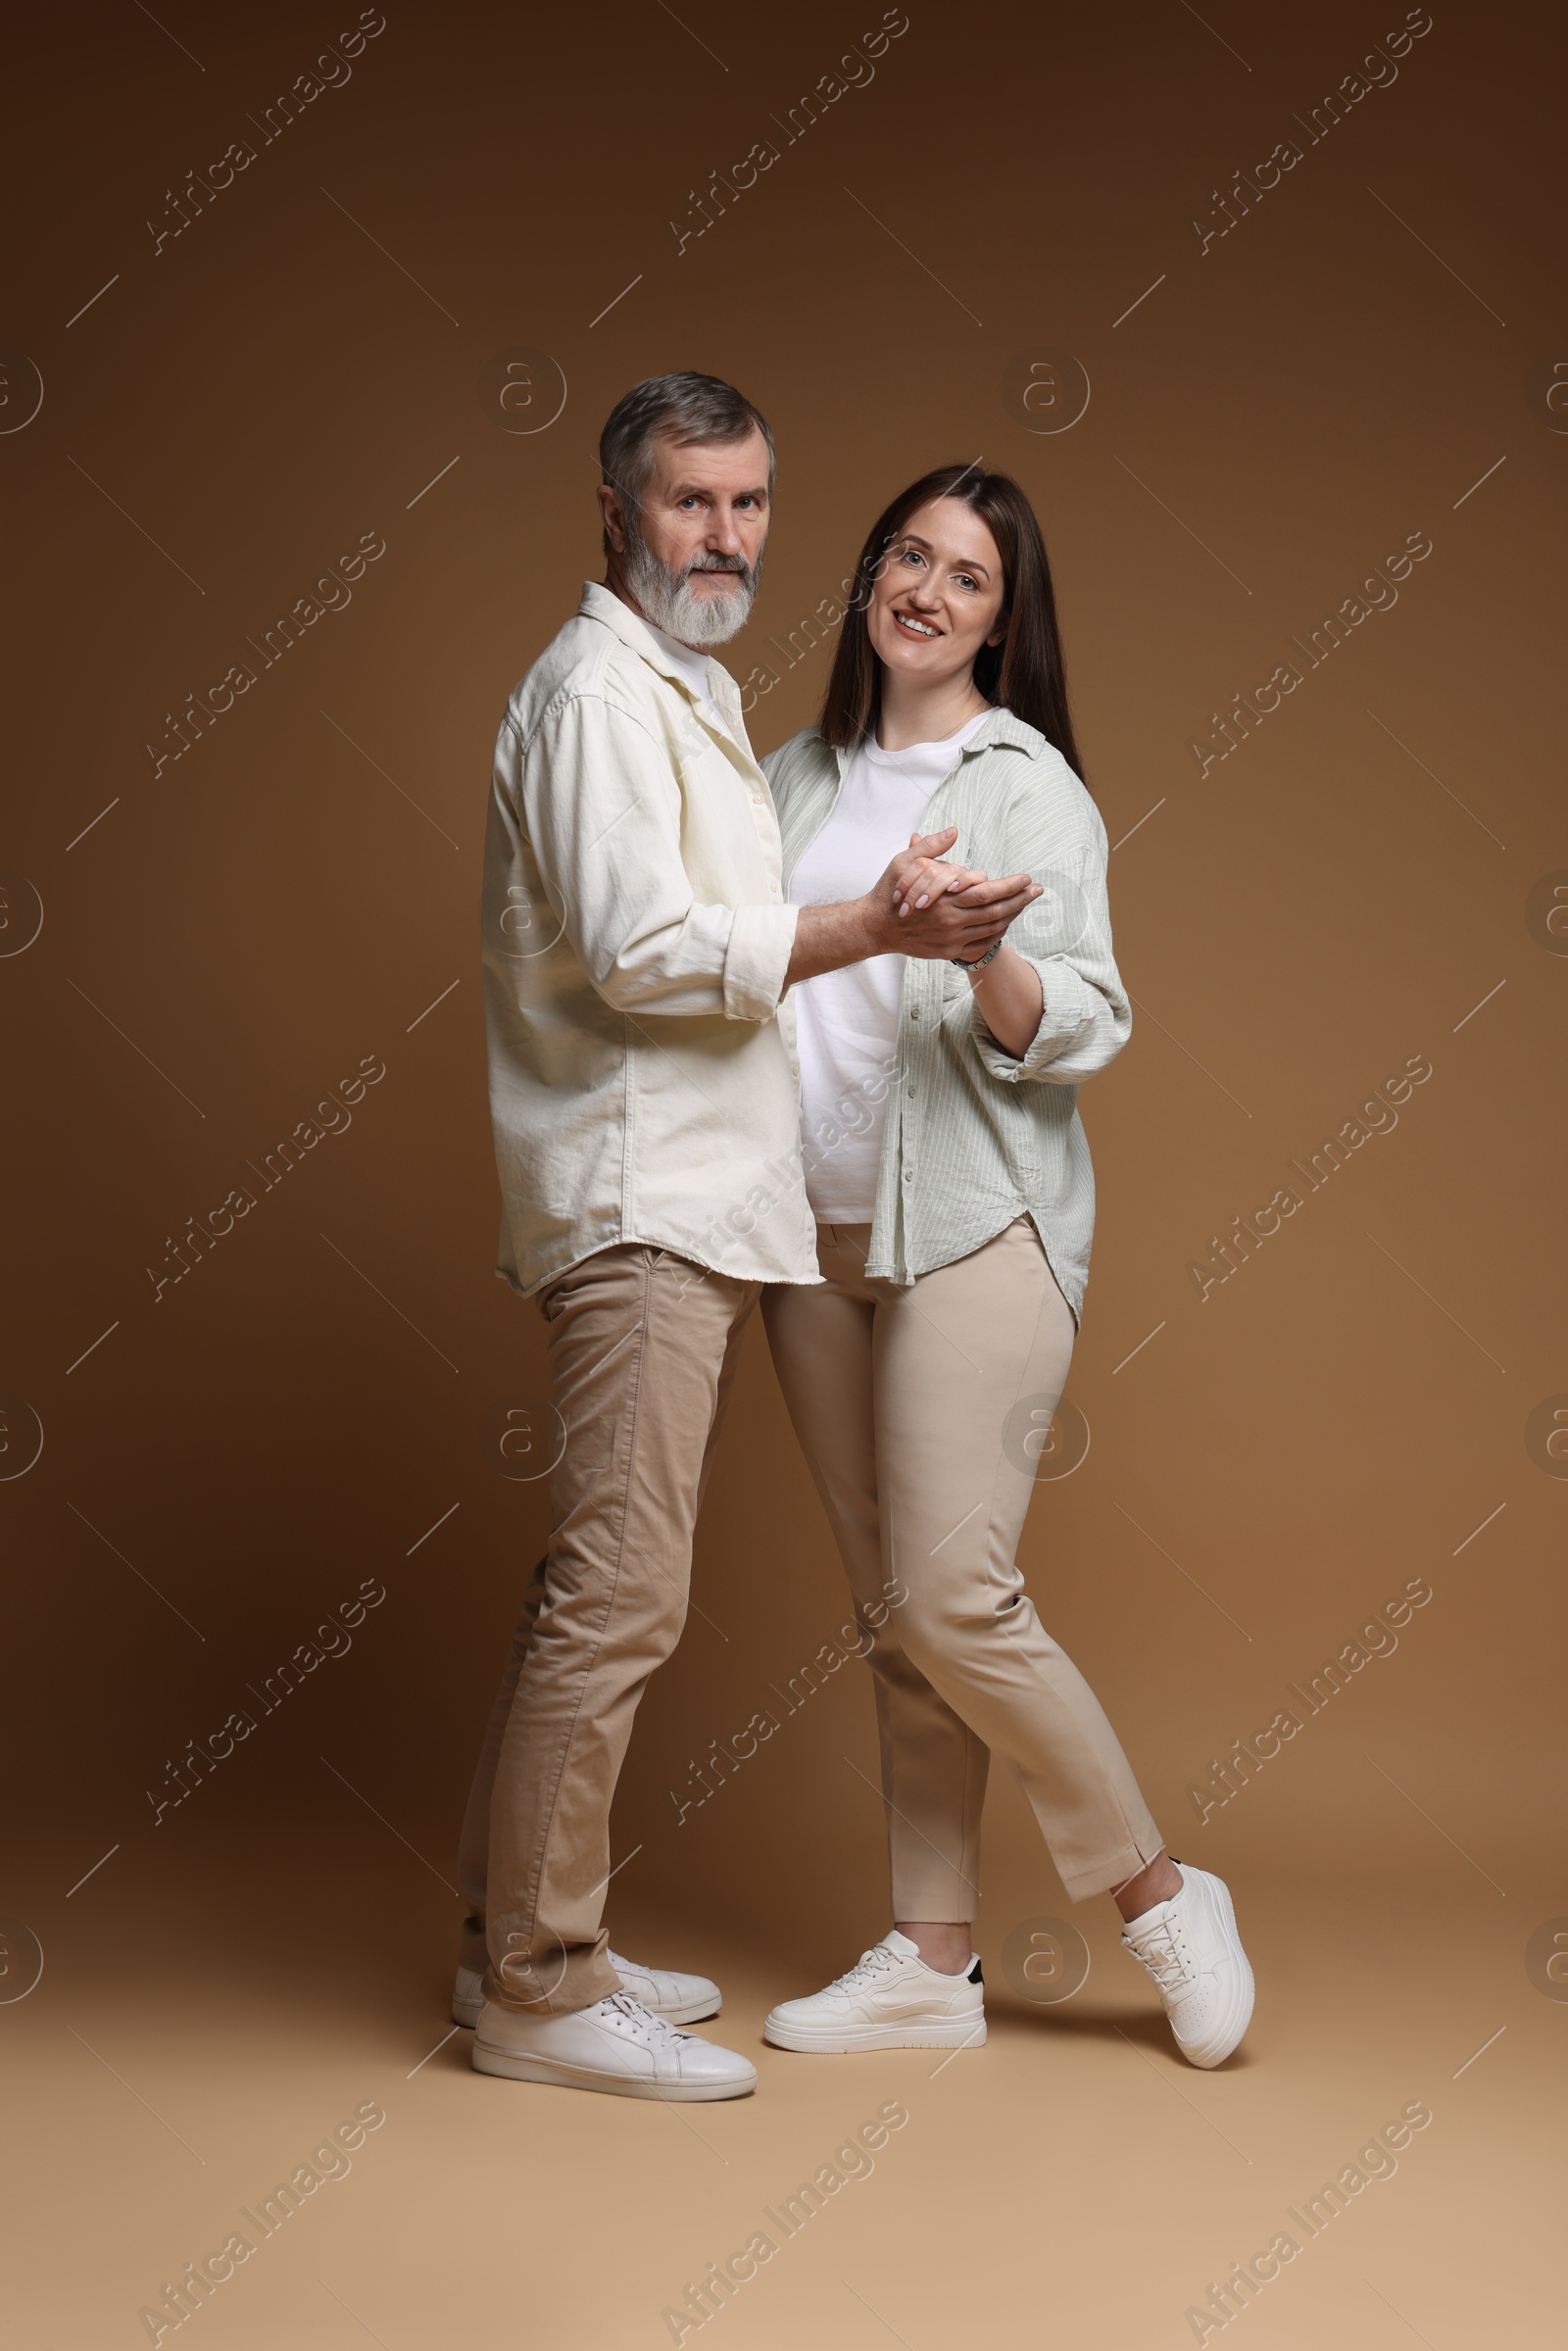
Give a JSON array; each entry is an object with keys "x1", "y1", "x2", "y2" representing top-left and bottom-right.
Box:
[{"x1": 760, "y1": 465, "x2": 1254, "y2": 2069}]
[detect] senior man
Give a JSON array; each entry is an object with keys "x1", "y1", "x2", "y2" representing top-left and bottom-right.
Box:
[{"x1": 457, "y1": 371, "x2": 1037, "y2": 2099}]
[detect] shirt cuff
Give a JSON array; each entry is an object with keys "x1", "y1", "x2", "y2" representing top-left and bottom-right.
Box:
[
  {"x1": 724, "y1": 902, "x2": 800, "y2": 1022},
  {"x1": 969, "y1": 958, "x2": 1093, "y2": 1081}
]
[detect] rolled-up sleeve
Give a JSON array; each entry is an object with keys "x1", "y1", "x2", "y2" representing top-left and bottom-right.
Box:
[
  {"x1": 511, "y1": 691, "x2": 795, "y2": 1022},
  {"x1": 724, "y1": 901, "x2": 799, "y2": 1022},
  {"x1": 970, "y1": 827, "x2": 1132, "y2": 1086}
]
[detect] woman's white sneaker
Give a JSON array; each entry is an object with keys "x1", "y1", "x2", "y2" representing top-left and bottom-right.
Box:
[
  {"x1": 471, "y1": 1991, "x2": 757, "y2": 2100},
  {"x1": 452, "y1": 1949, "x2": 720, "y2": 2031},
  {"x1": 1119, "y1": 1862, "x2": 1254, "y2": 2068},
  {"x1": 764, "y1": 1931, "x2": 986, "y2": 2053}
]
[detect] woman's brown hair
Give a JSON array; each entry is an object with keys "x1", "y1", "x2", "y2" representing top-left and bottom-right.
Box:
[{"x1": 818, "y1": 464, "x2": 1086, "y2": 784}]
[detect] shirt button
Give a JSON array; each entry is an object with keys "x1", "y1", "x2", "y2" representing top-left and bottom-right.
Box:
[
  {"x1": 903, "y1": 1166, "x2": 913, "y2": 1182},
  {"x1": 906, "y1": 1088, "x2": 915, "y2": 1099},
  {"x1": 909, "y1": 1009, "x2": 920, "y2": 1023}
]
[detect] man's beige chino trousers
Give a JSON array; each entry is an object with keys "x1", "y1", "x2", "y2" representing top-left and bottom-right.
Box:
[{"x1": 459, "y1": 1245, "x2": 757, "y2": 2015}]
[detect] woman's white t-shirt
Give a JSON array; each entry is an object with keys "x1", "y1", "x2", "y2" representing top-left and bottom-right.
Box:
[{"x1": 789, "y1": 713, "x2": 988, "y2": 1221}]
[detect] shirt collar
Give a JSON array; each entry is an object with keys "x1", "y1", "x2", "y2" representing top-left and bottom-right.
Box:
[
  {"x1": 577, "y1": 579, "x2": 741, "y2": 727},
  {"x1": 964, "y1": 706, "x2": 1043, "y2": 757}
]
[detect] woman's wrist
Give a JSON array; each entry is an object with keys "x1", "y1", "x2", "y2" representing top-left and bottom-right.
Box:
[{"x1": 966, "y1": 943, "x2": 1044, "y2": 1057}]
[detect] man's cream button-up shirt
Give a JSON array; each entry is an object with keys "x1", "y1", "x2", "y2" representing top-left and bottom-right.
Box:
[{"x1": 482, "y1": 581, "x2": 817, "y2": 1296}]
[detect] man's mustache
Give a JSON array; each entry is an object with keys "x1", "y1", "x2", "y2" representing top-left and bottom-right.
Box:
[{"x1": 686, "y1": 555, "x2": 751, "y2": 576}]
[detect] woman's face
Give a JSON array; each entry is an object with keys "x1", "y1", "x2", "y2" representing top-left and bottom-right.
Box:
[{"x1": 865, "y1": 496, "x2": 1007, "y2": 694}]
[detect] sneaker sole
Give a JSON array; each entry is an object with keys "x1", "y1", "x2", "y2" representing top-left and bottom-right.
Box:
[
  {"x1": 763, "y1": 2014, "x2": 986, "y2": 2054},
  {"x1": 455, "y1": 1989, "x2": 720, "y2": 2031},
  {"x1": 1176, "y1": 1874, "x2": 1255, "y2": 2070},
  {"x1": 470, "y1": 2041, "x2": 756, "y2": 2099}
]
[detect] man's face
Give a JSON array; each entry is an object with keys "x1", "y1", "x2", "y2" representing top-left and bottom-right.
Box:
[{"x1": 601, "y1": 425, "x2": 770, "y2": 648}]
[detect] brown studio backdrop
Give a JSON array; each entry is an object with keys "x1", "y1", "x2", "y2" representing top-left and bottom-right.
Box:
[{"x1": 3, "y1": 0, "x2": 1564, "y2": 2125}]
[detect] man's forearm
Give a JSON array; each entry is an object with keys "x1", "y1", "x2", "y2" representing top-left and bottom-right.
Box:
[
  {"x1": 784, "y1": 898, "x2": 880, "y2": 988},
  {"x1": 783, "y1": 880, "x2": 1038, "y2": 993}
]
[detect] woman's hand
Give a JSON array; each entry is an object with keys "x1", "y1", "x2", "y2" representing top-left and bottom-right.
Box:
[
  {"x1": 887, "y1": 830, "x2": 990, "y2": 912},
  {"x1": 891, "y1": 854, "x2": 986, "y2": 911}
]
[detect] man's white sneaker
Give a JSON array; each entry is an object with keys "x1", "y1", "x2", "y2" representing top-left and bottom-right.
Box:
[
  {"x1": 452, "y1": 1950, "x2": 720, "y2": 2031},
  {"x1": 470, "y1": 1990, "x2": 756, "y2": 2101},
  {"x1": 1120, "y1": 1862, "x2": 1254, "y2": 2069},
  {"x1": 763, "y1": 1931, "x2": 986, "y2": 2053}
]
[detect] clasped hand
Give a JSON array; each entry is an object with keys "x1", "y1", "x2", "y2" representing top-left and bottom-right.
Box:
[{"x1": 871, "y1": 826, "x2": 1040, "y2": 963}]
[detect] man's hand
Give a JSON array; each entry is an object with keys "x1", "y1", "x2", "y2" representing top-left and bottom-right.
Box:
[
  {"x1": 784, "y1": 826, "x2": 1041, "y2": 988},
  {"x1": 888, "y1": 831, "x2": 1048, "y2": 1054},
  {"x1": 870, "y1": 830, "x2": 1040, "y2": 961}
]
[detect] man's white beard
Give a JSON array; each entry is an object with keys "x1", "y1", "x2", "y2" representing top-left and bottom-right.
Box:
[{"x1": 622, "y1": 528, "x2": 761, "y2": 648}]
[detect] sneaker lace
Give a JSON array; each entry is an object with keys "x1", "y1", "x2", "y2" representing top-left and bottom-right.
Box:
[
  {"x1": 830, "y1": 1944, "x2": 902, "y2": 1994},
  {"x1": 592, "y1": 1992, "x2": 687, "y2": 2046},
  {"x1": 1125, "y1": 1920, "x2": 1194, "y2": 1998}
]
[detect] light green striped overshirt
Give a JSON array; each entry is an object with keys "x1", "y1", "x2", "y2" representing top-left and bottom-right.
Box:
[{"x1": 761, "y1": 709, "x2": 1131, "y2": 1324}]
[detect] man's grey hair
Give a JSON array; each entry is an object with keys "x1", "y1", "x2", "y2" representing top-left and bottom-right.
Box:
[{"x1": 599, "y1": 372, "x2": 774, "y2": 549}]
